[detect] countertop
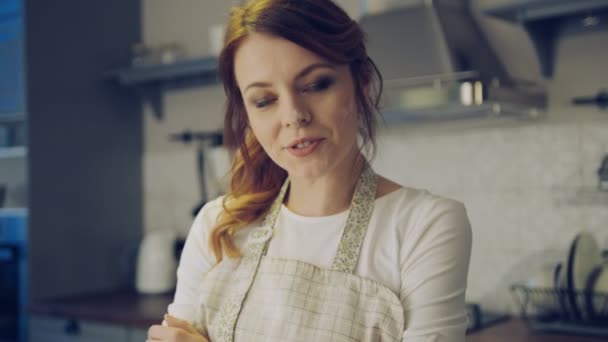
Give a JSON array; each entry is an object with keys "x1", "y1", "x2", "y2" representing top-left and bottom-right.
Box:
[
  {"x1": 28, "y1": 289, "x2": 172, "y2": 328},
  {"x1": 466, "y1": 318, "x2": 608, "y2": 342},
  {"x1": 29, "y1": 291, "x2": 607, "y2": 340}
]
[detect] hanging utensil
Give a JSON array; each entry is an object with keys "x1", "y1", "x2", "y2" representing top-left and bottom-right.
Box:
[{"x1": 169, "y1": 130, "x2": 223, "y2": 217}]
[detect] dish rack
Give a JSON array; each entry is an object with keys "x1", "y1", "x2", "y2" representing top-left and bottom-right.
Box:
[{"x1": 511, "y1": 284, "x2": 608, "y2": 337}]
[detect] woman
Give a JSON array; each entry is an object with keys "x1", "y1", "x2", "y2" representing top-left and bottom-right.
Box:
[{"x1": 147, "y1": 0, "x2": 472, "y2": 341}]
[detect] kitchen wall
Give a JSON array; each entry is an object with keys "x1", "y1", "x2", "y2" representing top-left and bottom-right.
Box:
[{"x1": 142, "y1": 0, "x2": 608, "y2": 313}]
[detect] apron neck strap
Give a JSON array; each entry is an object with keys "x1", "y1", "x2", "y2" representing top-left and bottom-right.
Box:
[
  {"x1": 259, "y1": 164, "x2": 378, "y2": 274},
  {"x1": 331, "y1": 165, "x2": 377, "y2": 273}
]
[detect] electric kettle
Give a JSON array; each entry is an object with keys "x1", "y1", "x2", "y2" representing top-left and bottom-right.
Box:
[{"x1": 135, "y1": 230, "x2": 177, "y2": 294}]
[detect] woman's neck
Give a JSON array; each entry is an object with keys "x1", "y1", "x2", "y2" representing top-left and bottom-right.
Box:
[{"x1": 284, "y1": 153, "x2": 366, "y2": 217}]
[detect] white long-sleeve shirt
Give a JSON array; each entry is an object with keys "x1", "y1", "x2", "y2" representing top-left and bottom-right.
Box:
[{"x1": 167, "y1": 186, "x2": 472, "y2": 342}]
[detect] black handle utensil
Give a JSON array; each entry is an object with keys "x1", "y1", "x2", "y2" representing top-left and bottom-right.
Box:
[
  {"x1": 573, "y1": 90, "x2": 608, "y2": 109},
  {"x1": 169, "y1": 130, "x2": 223, "y2": 217}
]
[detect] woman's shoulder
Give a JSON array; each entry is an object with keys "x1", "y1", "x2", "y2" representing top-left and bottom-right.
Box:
[
  {"x1": 374, "y1": 177, "x2": 469, "y2": 232},
  {"x1": 377, "y1": 177, "x2": 464, "y2": 210},
  {"x1": 192, "y1": 195, "x2": 227, "y2": 232},
  {"x1": 191, "y1": 195, "x2": 261, "y2": 237}
]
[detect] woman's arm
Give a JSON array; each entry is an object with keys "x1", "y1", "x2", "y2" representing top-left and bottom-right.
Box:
[
  {"x1": 147, "y1": 198, "x2": 223, "y2": 341},
  {"x1": 165, "y1": 198, "x2": 223, "y2": 323},
  {"x1": 399, "y1": 198, "x2": 473, "y2": 342}
]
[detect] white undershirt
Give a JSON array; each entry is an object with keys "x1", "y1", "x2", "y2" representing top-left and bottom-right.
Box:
[{"x1": 168, "y1": 186, "x2": 472, "y2": 342}]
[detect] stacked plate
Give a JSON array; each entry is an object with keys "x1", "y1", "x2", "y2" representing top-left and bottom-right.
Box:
[{"x1": 526, "y1": 231, "x2": 608, "y2": 322}]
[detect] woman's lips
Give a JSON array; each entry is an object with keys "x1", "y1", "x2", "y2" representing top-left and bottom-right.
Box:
[{"x1": 287, "y1": 138, "x2": 323, "y2": 157}]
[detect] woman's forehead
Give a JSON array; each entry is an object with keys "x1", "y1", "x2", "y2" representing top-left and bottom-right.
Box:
[{"x1": 234, "y1": 32, "x2": 329, "y2": 86}]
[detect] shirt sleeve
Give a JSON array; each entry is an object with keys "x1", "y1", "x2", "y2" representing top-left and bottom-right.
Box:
[
  {"x1": 166, "y1": 197, "x2": 223, "y2": 323},
  {"x1": 399, "y1": 197, "x2": 472, "y2": 342}
]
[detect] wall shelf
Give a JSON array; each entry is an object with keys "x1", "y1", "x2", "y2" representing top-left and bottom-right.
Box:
[
  {"x1": 381, "y1": 103, "x2": 542, "y2": 125},
  {"x1": 484, "y1": 0, "x2": 608, "y2": 78},
  {"x1": 104, "y1": 57, "x2": 220, "y2": 119}
]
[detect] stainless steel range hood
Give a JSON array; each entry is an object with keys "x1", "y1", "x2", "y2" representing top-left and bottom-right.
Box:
[{"x1": 360, "y1": 0, "x2": 547, "y2": 122}]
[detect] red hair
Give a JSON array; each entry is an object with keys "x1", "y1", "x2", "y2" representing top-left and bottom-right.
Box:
[{"x1": 210, "y1": 0, "x2": 383, "y2": 262}]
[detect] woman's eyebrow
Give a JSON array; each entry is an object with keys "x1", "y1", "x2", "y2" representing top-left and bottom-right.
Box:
[{"x1": 294, "y1": 62, "x2": 335, "y2": 80}]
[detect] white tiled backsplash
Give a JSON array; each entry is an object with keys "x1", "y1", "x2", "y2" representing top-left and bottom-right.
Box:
[
  {"x1": 373, "y1": 110, "x2": 608, "y2": 313},
  {"x1": 142, "y1": 0, "x2": 608, "y2": 313}
]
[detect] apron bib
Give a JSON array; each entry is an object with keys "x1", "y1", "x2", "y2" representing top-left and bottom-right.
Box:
[{"x1": 194, "y1": 166, "x2": 405, "y2": 341}]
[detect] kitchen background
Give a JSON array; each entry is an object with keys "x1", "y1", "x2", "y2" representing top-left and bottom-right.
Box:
[
  {"x1": 0, "y1": 0, "x2": 607, "y2": 341},
  {"x1": 142, "y1": 0, "x2": 608, "y2": 313}
]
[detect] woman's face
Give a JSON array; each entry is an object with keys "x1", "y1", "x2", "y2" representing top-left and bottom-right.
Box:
[{"x1": 234, "y1": 32, "x2": 360, "y2": 180}]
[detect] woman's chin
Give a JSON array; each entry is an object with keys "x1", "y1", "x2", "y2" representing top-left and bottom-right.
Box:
[{"x1": 285, "y1": 162, "x2": 330, "y2": 181}]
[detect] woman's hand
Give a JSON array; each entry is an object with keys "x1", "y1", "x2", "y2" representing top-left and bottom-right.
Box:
[{"x1": 146, "y1": 314, "x2": 209, "y2": 342}]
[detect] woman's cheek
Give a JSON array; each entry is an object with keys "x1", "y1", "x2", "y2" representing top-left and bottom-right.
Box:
[
  {"x1": 251, "y1": 123, "x2": 277, "y2": 155},
  {"x1": 333, "y1": 103, "x2": 356, "y2": 129}
]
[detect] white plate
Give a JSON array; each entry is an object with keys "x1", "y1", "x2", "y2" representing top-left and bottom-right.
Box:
[
  {"x1": 564, "y1": 232, "x2": 602, "y2": 320},
  {"x1": 554, "y1": 261, "x2": 573, "y2": 319},
  {"x1": 585, "y1": 263, "x2": 608, "y2": 319}
]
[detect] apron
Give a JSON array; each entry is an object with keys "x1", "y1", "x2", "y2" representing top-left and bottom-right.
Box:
[{"x1": 194, "y1": 166, "x2": 405, "y2": 341}]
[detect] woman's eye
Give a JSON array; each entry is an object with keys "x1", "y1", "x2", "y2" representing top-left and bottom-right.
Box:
[
  {"x1": 305, "y1": 77, "x2": 334, "y2": 92},
  {"x1": 253, "y1": 98, "x2": 275, "y2": 108}
]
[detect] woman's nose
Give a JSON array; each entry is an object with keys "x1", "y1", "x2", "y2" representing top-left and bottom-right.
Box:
[
  {"x1": 285, "y1": 109, "x2": 311, "y2": 128},
  {"x1": 282, "y1": 95, "x2": 311, "y2": 128}
]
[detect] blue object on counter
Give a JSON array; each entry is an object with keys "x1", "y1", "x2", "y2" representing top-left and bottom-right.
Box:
[
  {"x1": 0, "y1": 207, "x2": 27, "y2": 342},
  {"x1": 0, "y1": 208, "x2": 27, "y2": 243}
]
